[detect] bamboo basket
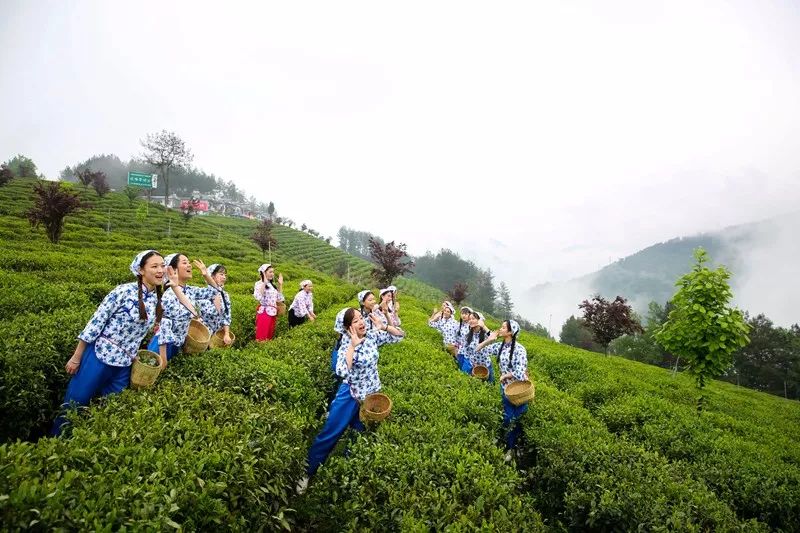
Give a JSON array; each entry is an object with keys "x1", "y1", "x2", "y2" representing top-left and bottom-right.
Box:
[
  {"x1": 446, "y1": 345, "x2": 457, "y2": 358},
  {"x1": 183, "y1": 318, "x2": 211, "y2": 353},
  {"x1": 471, "y1": 365, "x2": 490, "y2": 380},
  {"x1": 277, "y1": 302, "x2": 287, "y2": 316},
  {"x1": 359, "y1": 393, "x2": 392, "y2": 423},
  {"x1": 209, "y1": 329, "x2": 236, "y2": 349},
  {"x1": 130, "y1": 350, "x2": 162, "y2": 389},
  {"x1": 505, "y1": 380, "x2": 535, "y2": 406}
]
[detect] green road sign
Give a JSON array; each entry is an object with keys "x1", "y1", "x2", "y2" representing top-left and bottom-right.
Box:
[{"x1": 128, "y1": 171, "x2": 158, "y2": 188}]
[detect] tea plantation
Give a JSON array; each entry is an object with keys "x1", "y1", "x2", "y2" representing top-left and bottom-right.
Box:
[{"x1": 1, "y1": 179, "x2": 798, "y2": 531}]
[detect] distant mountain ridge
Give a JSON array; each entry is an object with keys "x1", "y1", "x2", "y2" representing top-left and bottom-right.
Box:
[{"x1": 524, "y1": 210, "x2": 800, "y2": 326}]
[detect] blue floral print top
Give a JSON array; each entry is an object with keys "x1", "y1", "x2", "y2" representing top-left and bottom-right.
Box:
[
  {"x1": 158, "y1": 285, "x2": 218, "y2": 346},
  {"x1": 335, "y1": 328, "x2": 403, "y2": 401},
  {"x1": 481, "y1": 341, "x2": 529, "y2": 387},
  {"x1": 78, "y1": 282, "x2": 158, "y2": 367},
  {"x1": 428, "y1": 316, "x2": 459, "y2": 346},
  {"x1": 197, "y1": 286, "x2": 232, "y2": 334}
]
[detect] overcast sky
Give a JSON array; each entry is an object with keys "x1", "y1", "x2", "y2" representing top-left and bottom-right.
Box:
[{"x1": 2, "y1": 1, "x2": 799, "y2": 314}]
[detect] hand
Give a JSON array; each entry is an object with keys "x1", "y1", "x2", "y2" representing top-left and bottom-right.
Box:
[
  {"x1": 166, "y1": 266, "x2": 180, "y2": 286},
  {"x1": 65, "y1": 357, "x2": 80, "y2": 375},
  {"x1": 309, "y1": 315, "x2": 316, "y2": 322},
  {"x1": 277, "y1": 273, "x2": 284, "y2": 285},
  {"x1": 432, "y1": 307, "x2": 439, "y2": 314},
  {"x1": 349, "y1": 324, "x2": 364, "y2": 346},
  {"x1": 368, "y1": 313, "x2": 383, "y2": 328},
  {"x1": 487, "y1": 330, "x2": 499, "y2": 342},
  {"x1": 159, "y1": 355, "x2": 168, "y2": 370},
  {"x1": 223, "y1": 333, "x2": 232, "y2": 346},
  {"x1": 193, "y1": 259, "x2": 208, "y2": 276}
]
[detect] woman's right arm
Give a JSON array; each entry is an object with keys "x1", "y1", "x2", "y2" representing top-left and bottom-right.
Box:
[{"x1": 65, "y1": 339, "x2": 88, "y2": 374}]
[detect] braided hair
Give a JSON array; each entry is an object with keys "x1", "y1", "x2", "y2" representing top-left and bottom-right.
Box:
[
  {"x1": 212, "y1": 264, "x2": 230, "y2": 316},
  {"x1": 135, "y1": 251, "x2": 164, "y2": 324},
  {"x1": 498, "y1": 320, "x2": 519, "y2": 367}
]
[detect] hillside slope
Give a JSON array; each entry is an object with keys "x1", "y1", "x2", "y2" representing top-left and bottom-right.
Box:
[{"x1": 0, "y1": 179, "x2": 798, "y2": 530}]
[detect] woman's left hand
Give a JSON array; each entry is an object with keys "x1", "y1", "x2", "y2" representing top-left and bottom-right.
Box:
[
  {"x1": 193, "y1": 259, "x2": 208, "y2": 276},
  {"x1": 166, "y1": 266, "x2": 180, "y2": 286},
  {"x1": 223, "y1": 332, "x2": 232, "y2": 346}
]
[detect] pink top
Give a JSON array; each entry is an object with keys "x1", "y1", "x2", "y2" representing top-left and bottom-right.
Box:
[{"x1": 253, "y1": 281, "x2": 285, "y2": 317}]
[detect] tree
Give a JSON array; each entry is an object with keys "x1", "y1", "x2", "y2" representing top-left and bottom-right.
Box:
[
  {"x1": 251, "y1": 219, "x2": 278, "y2": 258},
  {"x1": 470, "y1": 268, "x2": 497, "y2": 315},
  {"x1": 559, "y1": 316, "x2": 603, "y2": 352},
  {"x1": 182, "y1": 200, "x2": 197, "y2": 224},
  {"x1": 0, "y1": 163, "x2": 12, "y2": 186},
  {"x1": 579, "y1": 295, "x2": 643, "y2": 353},
  {"x1": 267, "y1": 201, "x2": 275, "y2": 220},
  {"x1": 123, "y1": 186, "x2": 141, "y2": 206},
  {"x1": 301, "y1": 223, "x2": 307, "y2": 232},
  {"x1": 369, "y1": 238, "x2": 415, "y2": 287},
  {"x1": 655, "y1": 248, "x2": 750, "y2": 410},
  {"x1": 448, "y1": 282, "x2": 469, "y2": 306},
  {"x1": 140, "y1": 130, "x2": 193, "y2": 208},
  {"x1": 92, "y1": 172, "x2": 110, "y2": 197},
  {"x1": 76, "y1": 169, "x2": 95, "y2": 190},
  {"x1": 334, "y1": 258, "x2": 349, "y2": 279},
  {"x1": 722, "y1": 313, "x2": 800, "y2": 399},
  {"x1": 496, "y1": 282, "x2": 514, "y2": 318},
  {"x1": 27, "y1": 181, "x2": 89, "y2": 243},
  {"x1": 609, "y1": 300, "x2": 677, "y2": 369},
  {"x1": 4, "y1": 154, "x2": 38, "y2": 178}
]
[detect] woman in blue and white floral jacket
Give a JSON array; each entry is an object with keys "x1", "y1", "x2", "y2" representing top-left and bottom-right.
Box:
[
  {"x1": 303, "y1": 307, "x2": 404, "y2": 483},
  {"x1": 197, "y1": 263, "x2": 233, "y2": 346},
  {"x1": 477, "y1": 319, "x2": 529, "y2": 450},
  {"x1": 147, "y1": 253, "x2": 220, "y2": 361},
  {"x1": 52, "y1": 250, "x2": 170, "y2": 435}
]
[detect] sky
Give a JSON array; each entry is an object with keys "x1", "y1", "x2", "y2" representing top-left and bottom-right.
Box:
[{"x1": 2, "y1": 0, "x2": 799, "y2": 322}]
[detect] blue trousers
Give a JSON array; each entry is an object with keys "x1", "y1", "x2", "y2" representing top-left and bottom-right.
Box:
[
  {"x1": 458, "y1": 354, "x2": 471, "y2": 374},
  {"x1": 501, "y1": 386, "x2": 529, "y2": 449},
  {"x1": 307, "y1": 382, "x2": 364, "y2": 476},
  {"x1": 330, "y1": 344, "x2": 338, "y2": 373},
  {"x1": 51, "y1": 343, "x2": 131, "y2": 436},
  {"x1": 147, "y1": 334, "x2": 180, "y2": 361}
]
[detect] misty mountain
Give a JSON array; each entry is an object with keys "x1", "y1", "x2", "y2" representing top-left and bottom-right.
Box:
[{"x1": 523, "y1": 210, "x2": 800, "y2": 331}]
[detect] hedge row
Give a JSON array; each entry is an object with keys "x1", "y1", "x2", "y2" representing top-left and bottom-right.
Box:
[
  {"x1": 296, "y1": 300, "x2": 545, "y2": 531},
  {"x1": 520, "y1": 334, "x2": 800, "y2": 530}
]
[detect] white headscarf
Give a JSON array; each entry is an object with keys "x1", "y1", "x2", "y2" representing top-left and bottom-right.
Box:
[
  {"x1": 258, "y1": 263, "x2": 272, "y2": 274},
  {"x1": 130, "y1": 250, "x2": 158, "y2": 277},
  {"x1": 508, "y1": 319, "x2": 521, "y2": 336},
  {"x1": 334, "y1": 307, "x2": 349, "y2": 335},
  {"x1": 163, "y1": 253, "x2": 179, "y2": 269},
  {"x1": 357, "y1": 290, "x2": 372, "y2": 304},
  {"x1": 300, "y1": 279, "x2": 312, "y2": 290}
]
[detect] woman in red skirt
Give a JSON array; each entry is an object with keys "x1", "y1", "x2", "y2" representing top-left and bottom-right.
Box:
[{"x1": 253, "y1": 263, "x2": 285, "y2": 341}]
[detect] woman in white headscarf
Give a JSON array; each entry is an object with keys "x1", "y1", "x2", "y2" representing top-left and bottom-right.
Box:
[
  {"x1": 288, "y1": 279, "x2": 316, "y2": 328},
  {"x1": 477, "y1": 319, "x2": 529, "y2": 450},
  {"x1": 52, "y1": 250, "x2": 167, "y2": 435},
  {"x1": 197, "y1": 263, "x2": 232, "y2": 346},
  {"x1": 254, "y1": 263, "x2": 284, "y2": 341}
]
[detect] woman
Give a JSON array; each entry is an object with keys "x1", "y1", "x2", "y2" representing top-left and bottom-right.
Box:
[
  {"x1": 52, "y1": 250, "x2": 167, "y2": 436},
  {"x1": 302, "y1": 307, "x2": 404, "y2": 488},
  {"x1": 197, "y1": 263, "x2": 233, "y2": 346},
  {"x1": 457, "y1": 312, "x2": 492, "y2": 379},
  {"x1": 454, "y1": 306, "x2": 473, "y2": 367},
  {"x1": 379, "y1": 285, "x2": 401, "y2": 326},
  {"x1": 358, "y1": 289, "x2": 387, "y2": 333},
  {"x1": 477, "y1": 319, "x2": 529, "y2": 451},
  {"x1": 288, "y1": 279, "x2": 316, "y2": 327},
  {"x1": 254, "y1": 263, "x2": 285, "y2": 341},
  {"x1": 147, "y1": 253, "x2": 220, "y2": 361},
  {"x1": 428, "y1": 301, "x2": 459, "y2": 356}
]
